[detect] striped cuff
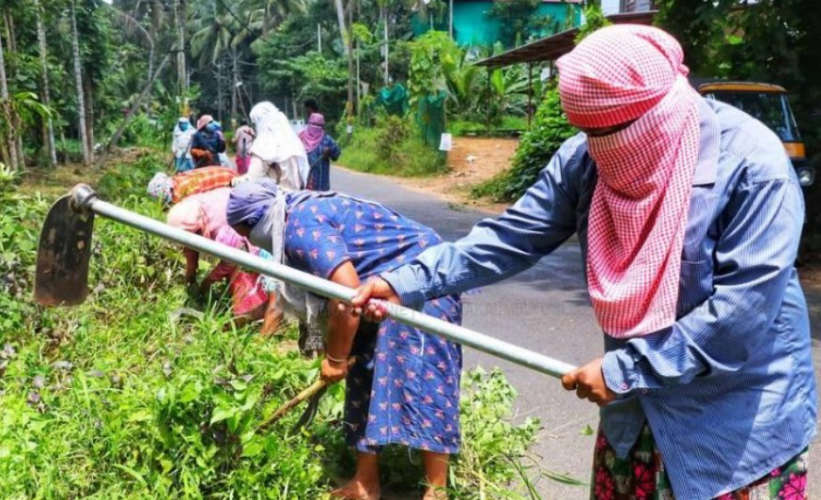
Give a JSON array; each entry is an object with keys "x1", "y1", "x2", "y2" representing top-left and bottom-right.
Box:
[{"x1": 380, "y1": 266, "x2": 427, "y2": 311}]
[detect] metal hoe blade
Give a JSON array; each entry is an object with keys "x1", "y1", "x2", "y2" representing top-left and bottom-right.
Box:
[
  {"x1": 291, "y1": 386, "x2": 326, "y2": 432},
  {"x1": 34, "y1": 192, "x2": 95, "y2": 306}
]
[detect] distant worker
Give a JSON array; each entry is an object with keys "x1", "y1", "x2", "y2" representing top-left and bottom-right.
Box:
[
  {"x1": 166, "y1": 187, "x2": 279, "y2": 333},
  {"x1": 352, "y1": 25, "x2": 816, "y2": 499},
  {"x1": 212, "y1": 121, "x2": 234, "y2": 169},
  {"x1": 238, "y1": 101, "x2": 309, "y2": 190},
  {"x1": 190, "y1": 114, "x2": 226, "y2": 168},
  {"x1": 233, "y1": 122, "x2": 256, "y2": 175},
  {"x1": 299, "y1": 113, "x2": 341, "y2": 190},
  {"x1": 147, "y1": 166, "x2": 237, "y2": 204},
  {"x1": 171, "y1": 117, "x2": 195, "y2": 172}
]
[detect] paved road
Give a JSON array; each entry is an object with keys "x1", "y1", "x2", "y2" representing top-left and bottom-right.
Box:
[{"x1": 332, "y1": 166, "x2": 821, "y2": 498}]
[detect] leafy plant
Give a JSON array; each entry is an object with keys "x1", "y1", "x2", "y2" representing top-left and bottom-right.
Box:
[
  {"x1": 574, "y1": 4, "x2": 611, "y2": 44},
  {"x1": 407, "y1": 30, "x2": 460, "y2": 108}
]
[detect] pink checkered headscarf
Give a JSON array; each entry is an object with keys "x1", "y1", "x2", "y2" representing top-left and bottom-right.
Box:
[{"x1": 557, "y1": 25, "x2": 701, "y2": 338}]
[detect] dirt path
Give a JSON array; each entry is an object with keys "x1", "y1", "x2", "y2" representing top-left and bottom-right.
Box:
[{"x1": 387, "y1": 136, "x2": 519, "y2": 214}]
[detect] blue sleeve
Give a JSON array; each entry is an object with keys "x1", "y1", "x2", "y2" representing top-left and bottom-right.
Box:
[
  {"x1": 327, "y1": 137, "x2": 341, "y2": 161},
  {"x1": 381, "y1": 136, "x2": 586, "y2": 309},
  {"x1": 602, "y1": 176, "x2": 804, "y2": 394},
  {"x1": 190, "y1": 133, "x2": 203, "y2": 150}
]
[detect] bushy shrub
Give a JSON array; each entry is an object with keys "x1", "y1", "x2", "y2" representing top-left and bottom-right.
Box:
[
  {"x1": 339, "y1": 115, "x2": 447, "y2": 176},
  {"x1": 113, "y1": 113, "x2": 168, "y2": 150},
  {"x1": 56, "y1": 138, "x2": 86, "y2": 164},
  {"x1": 472, "y1": 88, "x2": 576, "y2": 201}
]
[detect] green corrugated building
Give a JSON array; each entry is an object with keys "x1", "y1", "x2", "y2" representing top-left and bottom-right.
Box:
[{"x1": 412, "y1": 0, "x2": 583, "y2": 48}]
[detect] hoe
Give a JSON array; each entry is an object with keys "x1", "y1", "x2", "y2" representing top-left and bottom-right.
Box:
[{"x1": 34, "y1": 184, "x2": 577, "y2": 424}]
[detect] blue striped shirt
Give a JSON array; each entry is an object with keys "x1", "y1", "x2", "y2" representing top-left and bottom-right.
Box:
[{"x1": 382, "y1": 99, "x2": 817, "y2": 498}]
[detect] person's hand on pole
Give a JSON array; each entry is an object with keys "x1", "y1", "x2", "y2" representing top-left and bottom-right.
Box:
[
  {"x1": 561, "y1": 357, "x2": 616, "y2": 406},
  {"x1": 320, "y1": 356, "x2": 349, "y2": 383},
  {"x1": 351, "y1": 277, "x2": 401, "y2": 322},
  {"x1": 321, "y1": 262, "x2": 361, "y2": 383}
]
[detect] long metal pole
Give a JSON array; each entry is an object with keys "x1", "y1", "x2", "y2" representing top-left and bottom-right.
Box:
[{"x1": 75, "y1": 187, "x2": 576, "y2": 378}]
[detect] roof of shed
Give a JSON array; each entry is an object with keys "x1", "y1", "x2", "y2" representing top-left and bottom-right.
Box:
[{"x1": 475, "y1": 11, "x2": 657, "y2": 69}]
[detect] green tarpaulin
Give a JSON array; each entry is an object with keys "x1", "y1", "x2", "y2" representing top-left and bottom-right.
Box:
[
  {"x1": 377, "y1": 84, "x2": 408, "y2": 116},
  {"x1": 416, "y1": 91, "x2": 447, "y2": 148}
]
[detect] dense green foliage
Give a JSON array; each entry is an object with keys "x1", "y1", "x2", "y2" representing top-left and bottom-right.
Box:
[
  {"x1": 472, "y1": 87, "x2": 575, "y2": 201},
  {"x1": 0, "y1": 0, "x2": 563, "y2": 171},
  {"x1": 487, "y1": 0, "x2": 561, "y2": 48},
  {"x1": 655, "y1": 0, "x2": 821, "y2": 255},
  {"x1": 450, "y1": 116, "x2": 529, "y2": 137},
  {"x1": 657, "y1": 0, "x2": 820, "y2": 153},
  {"x1": 0, "y1": 153, "x2": 556, "y2": 497}
]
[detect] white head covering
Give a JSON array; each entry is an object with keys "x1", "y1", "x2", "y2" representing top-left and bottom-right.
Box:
[
  {"x1": 247, "y1": 102, "x2": 310, "y2": 188},
  {"x1": 172, "y1": 117, "x2": 195, "y2": 158},
  {"x1": 147, "y1": 172, "x2": 173, "y2": 203}
]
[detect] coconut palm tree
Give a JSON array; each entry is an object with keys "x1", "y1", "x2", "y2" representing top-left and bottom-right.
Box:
[{"x1": 70, "y1": 0, "x2": 91, "y2": 165}]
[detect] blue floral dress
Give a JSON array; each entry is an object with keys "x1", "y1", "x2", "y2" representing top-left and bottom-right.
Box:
[
  {"x1": 284, "y1": 194, "x2": 462, "y2": 455},
  {"x1": 305, "y1": 135, "x2": 341, "y2": 191}
]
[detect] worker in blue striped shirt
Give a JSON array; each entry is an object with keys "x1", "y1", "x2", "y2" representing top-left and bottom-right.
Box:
[{"x1": 353, "y1": 25, "x2": 816, "y2": 499}]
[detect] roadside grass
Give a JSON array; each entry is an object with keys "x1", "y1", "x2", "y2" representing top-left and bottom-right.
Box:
[
  {"x1": 0, "y1": 153, "x2": 578, "y2": 498},
  {"x1": 449, "y1": 116, "x2": 529, "y2": 138}
]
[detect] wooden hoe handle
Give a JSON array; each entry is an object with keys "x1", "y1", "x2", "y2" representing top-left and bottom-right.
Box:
[{"x1": 257, "y1": 357, "x2": 355, "y2": 433}]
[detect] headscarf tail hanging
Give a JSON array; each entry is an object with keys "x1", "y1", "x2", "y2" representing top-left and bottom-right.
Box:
[{"x1": 557, "y1": 25, "x2": 701, "y2": 338}]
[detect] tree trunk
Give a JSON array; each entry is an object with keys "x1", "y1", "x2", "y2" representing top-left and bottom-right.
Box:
[
  {"x1": 84, "y1": 78, "x2": 95, "y2": 162},
  {"x1": 354, "y1": 0, "x2": 360, "y2": 106},
  {"x1": 263, "y1": 2, "x2": 270, "y2": 37},
  {"x1": 70, "y1": 0, "x2": 91, "y2": 166},
  {"x1": 216, "y1": 59, "x2": 224, "y2": 124},
  {"x1": 231, "y1": 47, "x2": 238, "y2": 129},
  {"x1": 449, "y1": 0, "x2": 453, "y2": 38},
  {"x1": 333, "y1": 0, "x2": 354, "y2": 116},
  {"x1": 3, "y1": 9, "x2": 22, "y2": 169},
  {"x1": 347, "y1": 0, "x2": 355, "y2": 114},
  {"x1": 107, "y1": 54, "x2": 170, "y2": 152},
  {"x1": 173, "y1": 0, "x2": 187, "y2": 111},
  {"x1": 381, "y1": 5, "x2": 389, "y2": 85},
  {"x1": 3, "y1": 10, "x2": 15, "y2": 54},
  {"x1": 148, "y1": 0, "x2": 161, "y2": 83},
  {"x1": 34, "y1": 0, "x2": 57, "y2": 166},
  {"x1": 0, "y1": 17, "x2": 15, "y2": 170},
  {"x1": 333, "y1": 0, "x2": 348, "y2": 57}
]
